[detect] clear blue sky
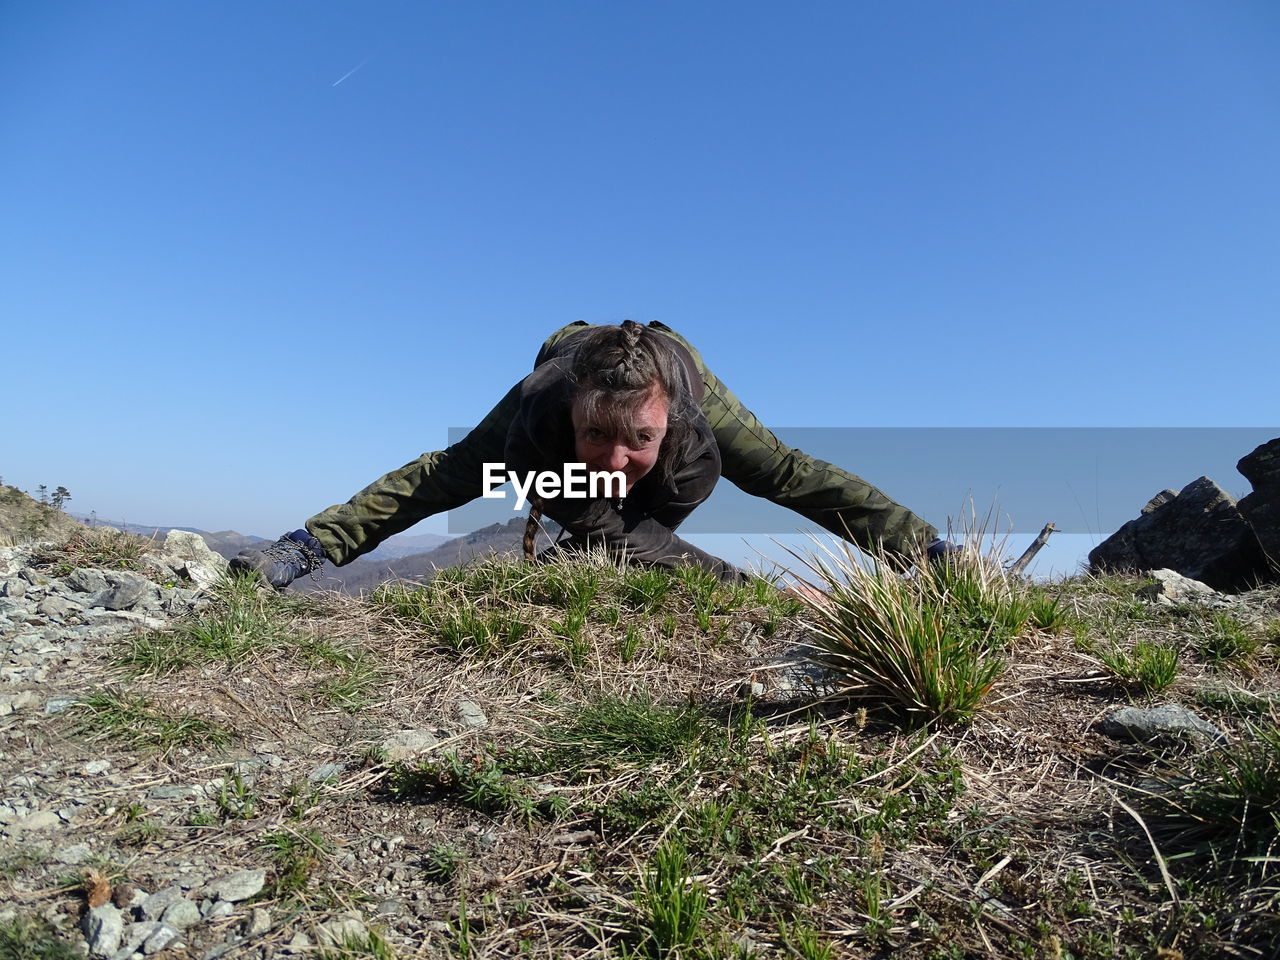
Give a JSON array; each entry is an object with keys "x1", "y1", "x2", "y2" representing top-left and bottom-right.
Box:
[{"x1": 3, "y1": 2, "x2": 1277, "y2": 577}]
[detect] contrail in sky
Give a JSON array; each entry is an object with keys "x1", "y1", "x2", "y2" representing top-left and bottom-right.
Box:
[{"x1": 331, "y1": 58, "x2": 368, "y2": 87}]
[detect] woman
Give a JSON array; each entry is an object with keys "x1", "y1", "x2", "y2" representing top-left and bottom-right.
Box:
[{"x1": 232, "y1": 320, "x2": 947, "y2": 587}]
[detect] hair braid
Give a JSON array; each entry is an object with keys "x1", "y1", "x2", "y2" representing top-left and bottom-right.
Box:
[{"x1": 523, "y1": 497, "x2": 543, "y2": 562}]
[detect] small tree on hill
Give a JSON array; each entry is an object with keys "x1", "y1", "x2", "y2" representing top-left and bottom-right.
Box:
[
  {"x1": 36, "y1": 484, "x2": 48, "y2": 505},
  {"x1": 51, "y1": 487, "x2": 72, "y2": 510}
]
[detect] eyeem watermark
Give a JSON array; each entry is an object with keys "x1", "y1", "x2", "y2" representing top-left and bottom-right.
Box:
[{"x1": 482, "y1": 463, "x2": 626, "y2": 511}]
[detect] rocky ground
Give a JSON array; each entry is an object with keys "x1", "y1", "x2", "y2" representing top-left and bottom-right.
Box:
[{"x1": 1, "y1": 528, "x2": 1278, "y2": 960}]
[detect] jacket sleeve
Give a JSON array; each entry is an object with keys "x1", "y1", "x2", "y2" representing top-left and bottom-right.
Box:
[
  {"x1": 646, "y1": 324, "x2": 938, "y2": 558},
  {"x1": 305, "y1": 382, "x2": 522, "y2": 566}
]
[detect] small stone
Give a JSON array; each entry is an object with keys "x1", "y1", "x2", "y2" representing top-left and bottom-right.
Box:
[
  {"x1": 307, "y1": 762, "x2": 346, "y2": 783},
  {"x1": 202, "y1": 868, "x2": 266, "y2": 903},
  {"x1": 160, "y1": 898, "x2": 201, "y2": 930},
  {"x1": 139, "y1": 886, "x2": 184, "y2": 920},
  {"x1": 44, "y1": 697, "x2": 79, "y2": 715},
  {"x1": 375, "y1": 899, "x2": 404, "y2": 917},
  {"x1": 111, "y1": 884, "x2": 139, "y2": 909},
  {"x1": 82, "y1": 903, "x2": 124, "y2": 958},
  {"x1": 287, "y1": 932, "x2": 312, "y2": 949},
  {"x1": 96, "y1": 580, "x2": 147, "y2": 612},
  {"x1": 456, "y1": 700, "x2": 488, "y2": 729},
  {"x1": 35, "y1": 595, "x2": 72, "y2": 619},
  {"x1": 1137, "y1": 569, "x2": 1233, "y2": 607},
  {"x1": 9, "y1": 809, "x2": 62, "y2": 834},
  {"x1": 314, "y1": 917, "x2": 367, "y2": 947},
  {"x1": 148, "y1": 785, "x2": 198, "y2": 801},
  {"x1": 67, "y1": 568, "x2": 109, "y2": 593},
  {"x1": 82, "y1": 759, "x2": 111, "y2": 775},
  {"x1": 1101, "y1": 704, "x2": 1226, "y2": 744},
  {"x1": 379, "y1": 729, "x2": 439, "y2": 762},
  {"x1": 201, "y1": 899, "x2": 234, "y2": 920},
  {"x1": 142, "y1": 922, "x2": 179, "y2": 954},
  {"x1": 243, "y1": 907, "x2": 272, "y2": 937},
  {"x1": 1, "y1": 579, "x2": 27, "y2": 598},
  {"x1": 53, "y1": 843, "x2": 92, "y2": 865}
]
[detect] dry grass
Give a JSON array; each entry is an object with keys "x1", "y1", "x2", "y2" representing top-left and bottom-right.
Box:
[{"x1": 4, "y1": 553, "x2": 1279, "y2": 958}]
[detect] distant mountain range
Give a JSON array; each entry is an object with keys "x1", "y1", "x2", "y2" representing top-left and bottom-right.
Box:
[{"x1": 67, "y1": 511, "x2": 559, "y2": 595}]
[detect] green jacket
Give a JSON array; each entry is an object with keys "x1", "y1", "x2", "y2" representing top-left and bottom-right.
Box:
[{"x1": 306, "y1": 321, "x2": 937, "y2": 579}]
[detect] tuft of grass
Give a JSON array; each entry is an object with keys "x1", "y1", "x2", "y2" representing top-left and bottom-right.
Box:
[
  {"x1": 625, "y1": 839, "x2": 709, "y2": 958},
  {"x1": 315, "y1": 926, "x2": 398, "y2": 960},
  {"x1": 421, "y1": 842, "x2": 462, "y2": 884},
  {"x1": 261, "y1": 827, "x2": 330, "y2": 902},
  {"x1": 785, "y1": 539, "x2": 1013, "y2": 724},
  {"x1": 122, "y1": 573, "x2": 295, "y2": 674},
  {"x1": 1195, "y1": 612, "x2": 1262, "y2": 666},
  {"x1": 0, "y1": 914, "x2": 82, "y2": 960},
  {"x1": 74, "y1": 688, "x2": 234, "y2": 751},
  {"x1": 1099, "y1": 640, "x2": 1179, "y2": 695},
  {"x1": 519, "y1": 695, "x2": 723, "y2": 772},
  {"x1": 32, "y1": 527, "x2": 157, "y2": 574},
  {"x1": 1133, "y1": 719, "x2": 1280, "y2": 941}
]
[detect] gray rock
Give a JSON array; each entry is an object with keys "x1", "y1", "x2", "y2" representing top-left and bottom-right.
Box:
[
  {"x1": 95, "y1": 573, "x2": 159, "y2": 612},
  {"x1": 19, "y1": 568, "x2": 46, "y2": 586},
  {"x1": 139, "y1": 886, "x2": 185, "y2": 920},
  {"x1": 1136, "y1": 569, "x2": 1233, "y2": 607},
  {"x1": 0, "y1": 579, "x2": 27, "y2": 598},
  {"x1": 159, "y1": 898, "x2": 201, "y2": 930},
  {"x1": 44, "y1": 696, "x2": 79, "y2": 715},
  {"x1": 1089, "y1": 476, "x2": 1268, "y2": 591},
  {"x1": 314, "y1": 917, "x2": 367, "y2": 947},
  {"x1": 82, "y1": 759, "x2": 111, "y2": 775},
  {"x1": 1141, "y1": 489, "x2": 1179, "y2": 515},
  {"x1": 199, "y1": 899, "x2": 235, "y2": 919},
  {"x1": 1101, "y1": 704, "x2": 1225, "y2": 744},
  {"x1": 148, "y1": 784, "x2": 199, "y2": 801},
  {"x1": 142, "y1": 923, "x2": 179, "y2": 954},
  {"x1": 456, "y1": 700, "x2": 488, "y2": 729},
  {"x1": 243, "y1": 907, "x2": 272, "y2": 938},
  {"x1": 35, "y1": 595, "x2": 74, "y2": 619},
  {"x1": 53, "y1": 842, "x2": 92, "y2": 864},
  {"x1": 82, "y1": 904, "x2": 124, "y2": 958},
  {"x1": 308, "y1": 762, "x2": 347, "y2": 783},
  {"x1": 1238, "y1": 437, "x2": 1280, "y2": 578},
  {"x1": 380, "y1": 730, "x2": 439, "y2": 762},
  {"x1": 160, "y1": 531, "x2": 228, "y2": 589},
  {"x1": 8, "y1": 809, "x2": 62, "y2": 834},
  {"x1": 202, "y1": 868, "x2": 266, "y2": 903},
  {"x1": 67, "y1": 568, "x2": 109, "y2": 593}
]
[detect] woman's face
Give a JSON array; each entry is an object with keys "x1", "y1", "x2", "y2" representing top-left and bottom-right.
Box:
[{"x1": 571, "y1": 387, "x2": 669, "y2": 494}]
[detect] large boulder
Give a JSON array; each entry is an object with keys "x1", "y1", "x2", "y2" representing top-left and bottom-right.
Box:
[
  {"x1": 1237, "y1": 438, "x2": 1280, "y2": 577},
  {"x1": 1088, "y1": 476, "x2": 1267, "y2": 591}
]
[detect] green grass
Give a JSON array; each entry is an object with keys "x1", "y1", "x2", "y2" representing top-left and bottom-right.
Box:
[
  {"x1": 1195, "y1": 612, "x2": 1262, "y2": 666},
  {"x1": 0, "y1": 915, "x2": 81, "y2": 960},
  {"x1": 31, "y1": 527, "x2": 157, "y2": 575},
  {"x1": 1098, "y1": 640, "x2": 1179, "y2": 695},
  {"x1": 1132, "y1": 719, "x2": 1280, "y2": 944},
  {"x1": 368, "y1": 553, "x2": 793, "y2": 666},
  {"x1": 260, "y1": 827, "x2": 331, "y2": 902},
  {"x1": 74, "y1": 688, "x2": 235, "y2": 751},
  {"x1": 122, "y1": 573, "x2": 296, "y2": 673},
  {"x1": 624, "y1": 839, "x2": 709, "y2": 958},
  {"x1": 315, "y1": 926, "x2": 398, "y2": 960},
  {"x1": 785, "y1": 541, "x2": 1018, "y2": 723}
]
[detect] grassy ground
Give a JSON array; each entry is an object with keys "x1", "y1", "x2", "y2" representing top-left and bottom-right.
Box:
[{"x1": 3, "y1": 545, "x2": 1278, "y2": 959}]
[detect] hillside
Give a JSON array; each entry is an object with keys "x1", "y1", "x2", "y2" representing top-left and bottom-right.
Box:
[
  {"x1": 1, "y1": 526, "x2": 1277, "y2": 959},
  {"x1": 0, "y1": 485, "x2": 84, "y2": 545},
  {"x1": 298, "y1": 516, "x2": 562, "y2": 595}
]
